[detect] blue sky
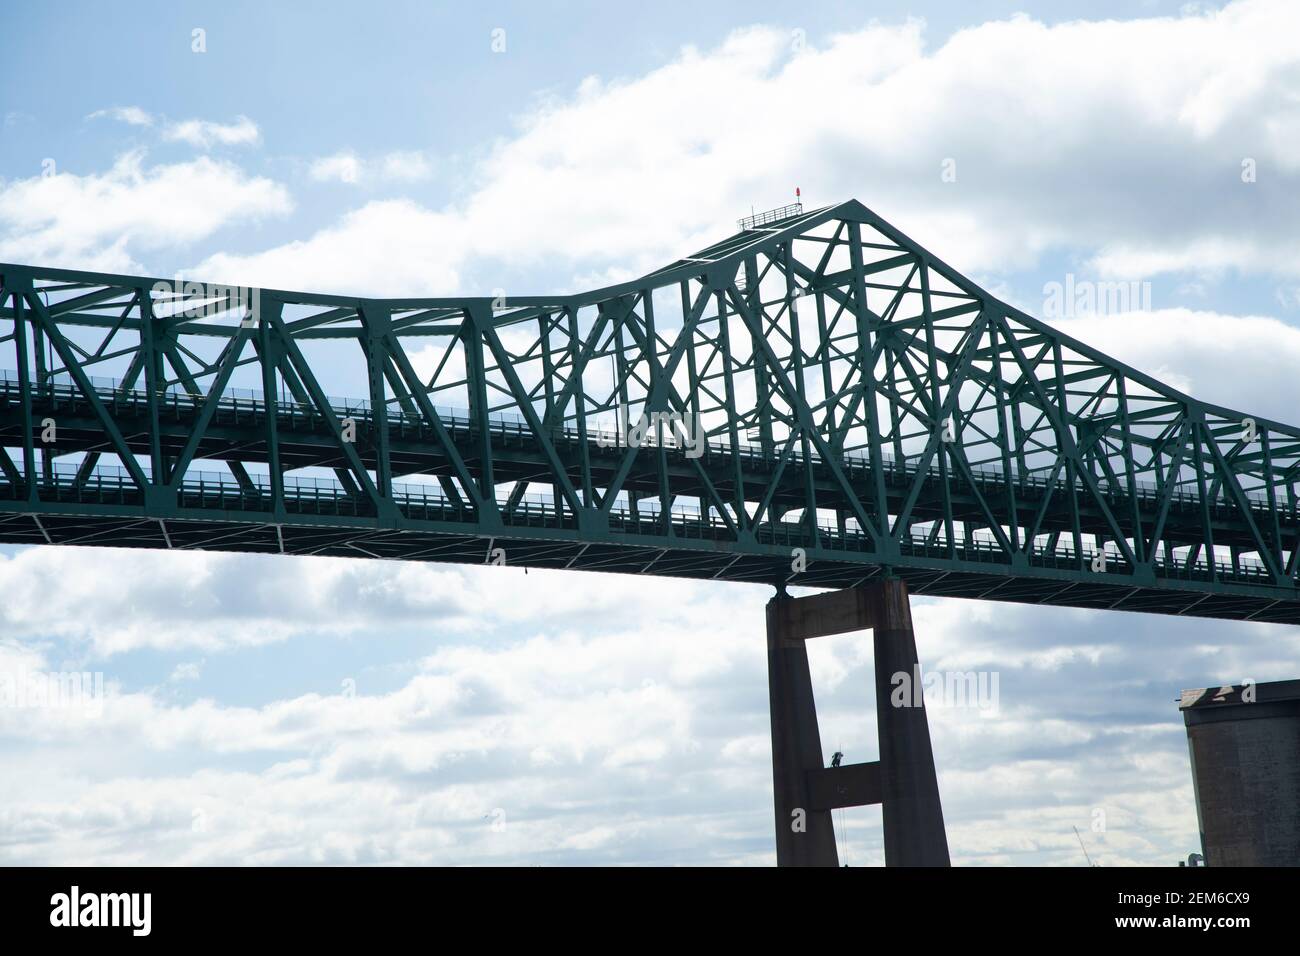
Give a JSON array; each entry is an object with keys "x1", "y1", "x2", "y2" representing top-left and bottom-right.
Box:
[{"x1": 3, "y1": 0, "x2": 1300, "y2": 865}]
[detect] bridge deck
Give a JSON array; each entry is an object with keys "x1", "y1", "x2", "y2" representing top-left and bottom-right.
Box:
[{"x1": 2, "y1": 374, "x2": 1293, "y2": 623}]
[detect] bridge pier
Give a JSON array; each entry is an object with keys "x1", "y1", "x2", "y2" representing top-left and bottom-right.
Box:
[
  {"x1": 767, "y1": 600, "x2": 840, "y2": 865},
  {"x1": 766, "y1": 578, "x2": 950, "y2": 866}
]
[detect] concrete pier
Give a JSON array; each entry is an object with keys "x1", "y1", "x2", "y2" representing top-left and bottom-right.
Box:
[{"x1": 766, "y1": 578, "x2": 950, "y2": 866}]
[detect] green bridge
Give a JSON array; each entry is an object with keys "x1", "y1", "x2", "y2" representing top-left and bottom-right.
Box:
[{"x1": 3, "y1": 200, "x2": 1298, "y2": 622}]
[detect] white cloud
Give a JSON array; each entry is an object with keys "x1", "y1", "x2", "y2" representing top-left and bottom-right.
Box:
[
  {"x1": 1051, "y1": 308, "x2": 1300, "y2": 423},
  {"x1": 5, "y1": 564, "x2": 1285, "y2": 865},
  {"x1": 169, "y1": 662, "x2": 203, "y2": 682},
  {"x1": 197, "y1": 199, "x2": 460, "y2": 294},
  {"x1": 309, "y1": 150, "x2": 434, "y2": 186},
  {"x1": 0, "y1": 559, "x2": 775, "y2": 864},
  {"x1": 28, "y1": 3, "x2": 1300, "y2": 295},
  {"x1": 87, "y1": 106, "x2": 154, "y2": 127},
  {"x1": 0, "y1": 150, "x2": 292, "y2": 272},
  {"x1": 162, "y1": 115, "x2": 260, "y2": 149},
  {"x1": 0, "y1": 546, "x2": 752, "y2": 657},
  {"x1": 0, "y1": 547, "x2": 465, "y2": 656},
  {"x1": 309, "y1": 152, "x2": 363, "y2": 184},
  {"x1": 188, "y1": 1, "x2": 1300, "y2": 298},
  {"x1": 379, "y1": 150, "x2": 434, "y2": 182}
]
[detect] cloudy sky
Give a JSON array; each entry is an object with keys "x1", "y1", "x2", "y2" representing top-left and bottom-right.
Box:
[{"x1": 3, "y1": 0, "x2": 1300, "y2": 866}]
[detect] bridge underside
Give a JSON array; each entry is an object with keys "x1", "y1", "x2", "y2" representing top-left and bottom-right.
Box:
[
  {"x1": 0, "y1": 507, "x2": 1292, "y2": 622},
  {"x1": 3, "y1": 198, "x2": 1300, "y2": 623}
]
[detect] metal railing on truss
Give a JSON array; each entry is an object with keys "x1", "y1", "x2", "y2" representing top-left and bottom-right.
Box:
[
  {"x1": 1, "y1": 368, "x2": 1286, "y2": 516},
  {"x1": 738, "y1": 203, "x2": 804, "y2": 231},
  {"x1": 0, "y1": 458, "x2": 1277, "y2": 585}
]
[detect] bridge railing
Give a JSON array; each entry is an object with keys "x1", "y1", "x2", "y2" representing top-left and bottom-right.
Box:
[
  {"x1": 0, "y1": 458, "x2": 1277, "y2": 586},
  {"x1": 738, "y1": 203, "x2": 804, "y2": 231},
  {"x1": 1, "y1": 368, "x2": 1285, "y2": 515}
]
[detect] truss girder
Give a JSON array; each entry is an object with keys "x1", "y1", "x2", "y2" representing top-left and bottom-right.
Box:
[{"x1": 2, "y1": 199, "x2": 1298, "y2": 622}]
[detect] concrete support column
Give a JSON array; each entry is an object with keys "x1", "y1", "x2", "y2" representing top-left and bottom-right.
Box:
[
  {"x1": 767, "y1": 594, "x2": 838, "y2": 866},
  {"x1": 766, "y1": 577, "x2": 950, "y2": 867},
  {"x1": 870, "y1": 578, "x2": 950, "y2": 866}
]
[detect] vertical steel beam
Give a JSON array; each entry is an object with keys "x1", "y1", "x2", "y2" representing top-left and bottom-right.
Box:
[
  {"x1": 848, "y1": 221, "x2": 889, "y2": 539},
  {"x1": 10, "y1": 288, "x2": 37, "y2": 502},
  {"x1": 1116, "y1": 376, "x2": 1146, "y2": 565},
  {"x1": 537, "y1": 310, "x2": 563, "y2": 520},
  {"x1": 642, "y1": 290, "x2": 674, "y2": 536},
  {"x1": 360, "y1": 302, "x2": 393, "y2": 500},
  {"x1": 1192, "y1": 418, "x2": 1216, "y2": 578},
  {"x1": 137, "y1": 287, "x2": 166, "y2": 491},
  {"x1": 463, "y1": 305, "x2": 495, "y2": 502},
  {"x1": 681, "y1": 280, "x2": 706, "y2": 518},
  {"x1": 921, "y1": 264, "x2": 955, "y2": 555},
  {"x1": 713, "y1": 283, "x2": 748, "y2": 533},
  {"x1": 259, "y1": 304, "x2": 285, "y2": 514},
  {"x1": 782, "y1": 244, "x2": 817, "y2": 544},
  {"x1": 745, "y1": 254, "x2": 774, "y2": 457},
  {"x1": 989, "y1": 319, "x2": 1022, "y2": 554},
  {"x1": 566, "y1": 305, "x2": 595, "y2": 509}
]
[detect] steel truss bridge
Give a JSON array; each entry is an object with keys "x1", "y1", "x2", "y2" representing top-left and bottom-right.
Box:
[{"x1": 3, "y1": 199, "x2": 1299, "y2": 623}]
